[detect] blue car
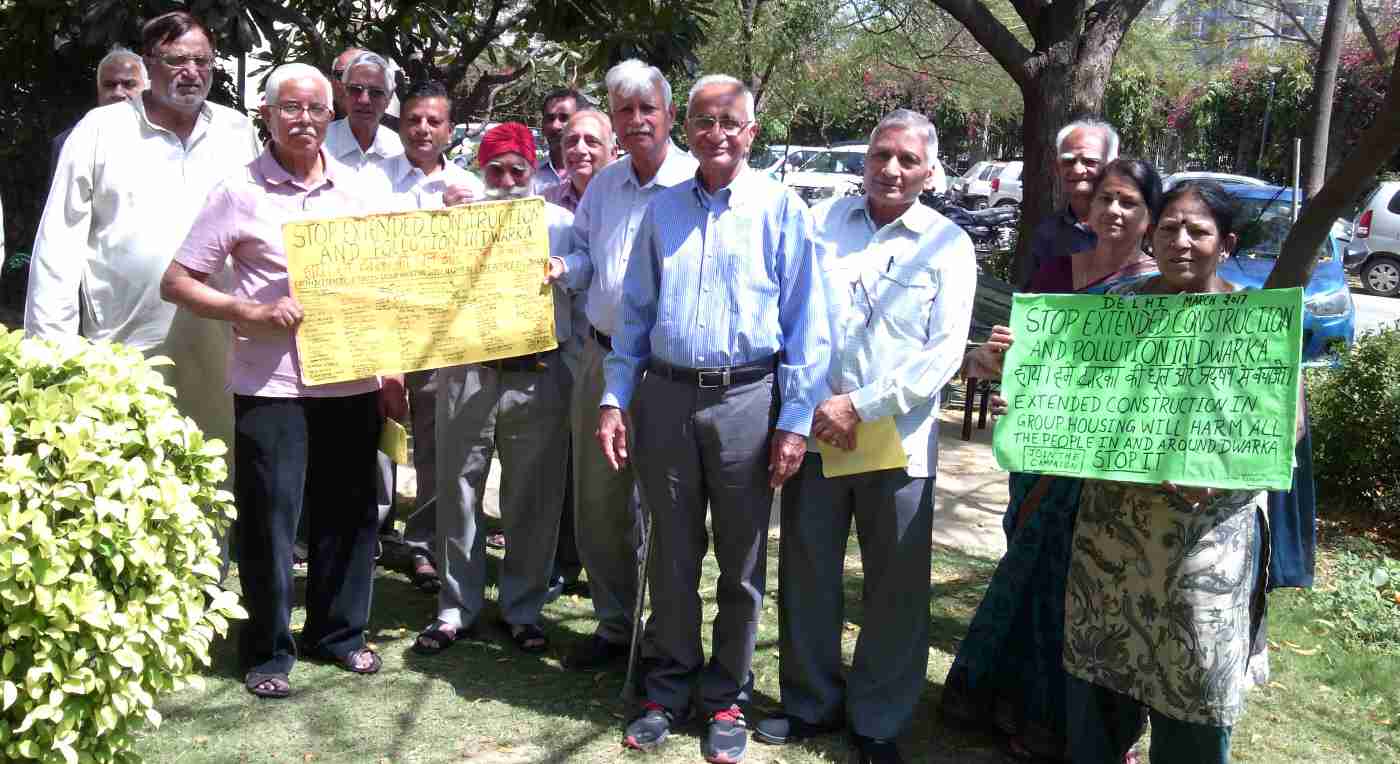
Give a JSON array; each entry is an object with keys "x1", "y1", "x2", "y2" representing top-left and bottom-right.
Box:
[{"x1": 1215, "y1": 184, "x2": 1355, "y2": 363}]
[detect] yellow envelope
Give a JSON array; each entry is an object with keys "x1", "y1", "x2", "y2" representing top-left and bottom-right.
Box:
[
  {"x1": 379, "y1": 417, "x2": 409, "y2": 466},
  {"x1": 813, "y1": 416, "x2": 908, "y2": 478}
]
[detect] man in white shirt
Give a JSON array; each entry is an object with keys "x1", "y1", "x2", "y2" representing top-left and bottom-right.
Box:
[
  {"x1": 546, "y1": 59, "x2": 698, "y2": 672},
  {"x1": 375, "y1": 80, "x2": 484, "y2": 592},
  {"x1": 324, "y1": 50, "x2": 403, "y2": 176},
  {"x1": 25, "y1": 10, "x2": 259, "y2": 505},
  {"x1": 753, "y1": 110, "x2": 976, "y2": 764},
  {"x1": 50, "y1": 46, "x2": 148, "y2": 184}
]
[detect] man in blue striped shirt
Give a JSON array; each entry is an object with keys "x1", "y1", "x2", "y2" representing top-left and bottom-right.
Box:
[{"x1": 597, "y1": 74, "x2": 830, "y2": 764}]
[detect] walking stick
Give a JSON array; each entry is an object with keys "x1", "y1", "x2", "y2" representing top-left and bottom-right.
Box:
[{"x1": 621, "y1": 483, "x2": 653, "y2": 704}]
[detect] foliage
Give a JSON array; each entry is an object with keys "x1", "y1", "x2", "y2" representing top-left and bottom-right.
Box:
[
  {"x1": 0, "y1": 329, "x2": 243, "y2": 762},
  {"x1": 1306, "y1": 326, "x2": 1400, "y2": 517},
  {"x1": 1302, "y1": 537, "x2": 1400, "y2": 653}
]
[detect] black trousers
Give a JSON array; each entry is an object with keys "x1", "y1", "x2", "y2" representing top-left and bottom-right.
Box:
[{"x1": 234, "y1": 392, "x2": 381, "y2": 675}]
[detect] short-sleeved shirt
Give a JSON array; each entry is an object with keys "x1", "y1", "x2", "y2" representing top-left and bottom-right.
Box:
[{"x1": 174, "y1": 148, "x2": 381, "y2": 399}]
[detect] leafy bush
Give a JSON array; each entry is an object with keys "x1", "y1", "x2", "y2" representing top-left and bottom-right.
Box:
[
  {"x1": 1305, "y1": 327, "x2": 1400, "y2": 515},
  {"x1": 0, "y1": 329, "x2": 243, "y2": 762},
  {"x1": 1304, "y1": 537, "x2": 1400, "y2": 653}
]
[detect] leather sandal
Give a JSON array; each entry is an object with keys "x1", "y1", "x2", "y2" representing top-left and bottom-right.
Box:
[
  {"x1": 244, "y1": 671, "x2": 291, "y2": 699},
  {"x1": 409, "y1": 553, "x2": 441, "y2": 593}
]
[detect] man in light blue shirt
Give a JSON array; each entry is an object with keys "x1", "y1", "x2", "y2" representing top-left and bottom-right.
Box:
[
  {"x1": 754, "y1": 110, "x2": 976, "y2": 764},
  {"x1": 545, "y1": 59, "x2": 699, "y2": 673},
  {"x1": 597, "y1": 75, "x2": 829, "y2": 763}
]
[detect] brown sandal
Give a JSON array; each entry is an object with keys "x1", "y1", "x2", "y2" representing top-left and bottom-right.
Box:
[
  {"x1": 340, "y1": 646, "x2": 382, "y2": 674},
  {"x1": 244, "y1": 671, "x2": 291, "y2": 698}
]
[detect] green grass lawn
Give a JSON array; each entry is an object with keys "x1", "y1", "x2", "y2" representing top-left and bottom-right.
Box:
[{"x1": 130, "y1": 532, "x2": 1400, "y2": 763}]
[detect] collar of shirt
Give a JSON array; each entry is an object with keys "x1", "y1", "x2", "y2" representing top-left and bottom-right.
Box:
[
  {"x1": 253, "y1": 146, "x2": 344, "y2": 192},
  {"x1": 326, "y1": 118, "x2": 403, "y2": 163},
  {"x1": 852, "y1": 196, "x2": 937, "y2": 236},
  {"x1": 624, "y1": 141, "x2": 695, "y2": 191},
  {"x1": 691, "y1": 166, "x2": 763, "y2": 211},
  {"x1": 389, "y1": 153, "x2": 445, "y2": 186},
  {"x1": 544, "y1": 178, "x2": 582, "y2": 211},
  {"x1": 131, "y1": 92, "x2": 213, "y2": 145}
]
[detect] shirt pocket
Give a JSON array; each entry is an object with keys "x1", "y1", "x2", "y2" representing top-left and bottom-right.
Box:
[{"x1": 871, "y1": 266, "x2": 938, "y2": 340}]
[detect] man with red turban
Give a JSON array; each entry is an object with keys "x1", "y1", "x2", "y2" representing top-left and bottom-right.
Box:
[{"x1": 412, "y1": 122, "x2": 578, "y2": 655}]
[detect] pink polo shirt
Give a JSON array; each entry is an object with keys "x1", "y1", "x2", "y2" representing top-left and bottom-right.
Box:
[{"x1": 175, "y1": 147, "x2": 382, "y2": 399}]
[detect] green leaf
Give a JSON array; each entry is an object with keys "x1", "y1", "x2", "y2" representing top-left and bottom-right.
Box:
[{"x1": 2, "y1": 680, "x2": 16, "y2": 710}]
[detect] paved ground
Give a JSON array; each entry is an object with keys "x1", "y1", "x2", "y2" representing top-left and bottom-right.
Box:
[
  {"x1": 1353, "y1": 290, "x2": 1400, "y2": 336},
  {"x1": 395, "y1": 406, "x2": 1012, "y2": 560}
]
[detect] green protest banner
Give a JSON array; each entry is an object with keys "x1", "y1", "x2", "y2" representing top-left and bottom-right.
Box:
[{"x1": 992, "y1": 288, "x2": 1303, "y2": 490}]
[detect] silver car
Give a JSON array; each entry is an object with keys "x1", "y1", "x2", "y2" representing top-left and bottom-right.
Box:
[{"x1": 1345, "y1": 181, "x2": 1400, "y2": 297}]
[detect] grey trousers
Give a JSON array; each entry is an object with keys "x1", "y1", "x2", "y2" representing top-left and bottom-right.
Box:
[
  {"x1": 381, "y1": 369, "x2": 438, "y2": 565},
  {"x1": 434, "y1": 353, "x2": 570, "y2": 629},
  {"x1": 571, "y1": 335, "x2": 643, "y2": 644},
  {"x1": 632, "y1": 371, "x2": 778, "y2": 716},
  {"x1": 776, "y1": 455, "x2": 935, "y2": 740}
]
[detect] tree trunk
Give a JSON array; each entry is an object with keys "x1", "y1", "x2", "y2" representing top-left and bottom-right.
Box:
[
  {"x1": 1267, "y1": 48, "x2": 1400, "y2": 288},
  {"x1": 1013, "y1": 68, "x2": 1071, "y2": 286},
  {"x1": 1304, "y1": 0, "x2": 1348, "y2": 195}
]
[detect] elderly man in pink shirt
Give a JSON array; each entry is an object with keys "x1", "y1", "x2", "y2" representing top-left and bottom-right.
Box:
[{"x1": 160, "y1": 62, "x2": 406, "y2": 700}]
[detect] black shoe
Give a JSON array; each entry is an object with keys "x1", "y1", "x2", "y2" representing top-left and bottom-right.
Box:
[
  {"x1": 849, "y1": 733, "x2": 903, "y2": 764},
  {"x1": 754, "y1": 713, "x2": 843, "y2": 745},
  {"x1": 702, "y1": 705, "x2": 748, "y2": 763},
  {"x1": 623, "y1": 701, "x2": 674, "y2": 751},
  {"x1": 564, "y1": 634, "x2": 628, "y2": 670}
]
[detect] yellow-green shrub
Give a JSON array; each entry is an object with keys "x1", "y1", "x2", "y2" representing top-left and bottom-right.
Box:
[{"x1": 0, "y1": 329, "x2": 243, "y2": 763}]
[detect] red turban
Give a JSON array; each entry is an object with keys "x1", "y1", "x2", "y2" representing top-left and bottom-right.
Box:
[{"x1": 478, "y1": 122, "x2": 537, "y2": 168}]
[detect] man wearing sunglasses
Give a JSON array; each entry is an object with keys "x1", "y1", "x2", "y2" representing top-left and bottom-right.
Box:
[
  {"x1": 26, "y1": 11, "x2": 258, "y2": 553},
  {"x1": 324, "y1": 50, "x2": 403, "y2": 177},
  {"x1": 411, "y1": 122, "x2": 578, "y2": 658}
]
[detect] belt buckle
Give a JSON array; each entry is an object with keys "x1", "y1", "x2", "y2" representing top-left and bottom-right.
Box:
[{"x1": 698, "y1": 368, "x2": 730, "y2": 388}]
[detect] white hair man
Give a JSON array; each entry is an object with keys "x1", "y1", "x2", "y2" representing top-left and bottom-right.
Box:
[
  {"x1": 49, "y1": 47, "x2": 149, "y2": 182},
  {"x1": 324, "y1": 50, "x2": 404, "y2": 173},
  {"x1": 26, "y1": 11, "x2": 259, "y2": 533},
  {"x1": 1023, "y1": 117, "x2": 1120, "y2": 290},
  {"x1": 544, "y1": 58, "x2": 699, "y2": 674},
  {"x1": 754, "y1": 109, "x2": 976, "y2": 764},
  {"x1": 598, "y1": 73, "x2": 829, "y2": 763}
]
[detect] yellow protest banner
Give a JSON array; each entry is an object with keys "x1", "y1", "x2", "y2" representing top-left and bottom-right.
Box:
[{"x1": 284, "y1": 197, "x2": 557, "y2": 385}]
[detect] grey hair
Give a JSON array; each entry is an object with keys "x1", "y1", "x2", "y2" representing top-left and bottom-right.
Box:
[
  {"x1": 264, "y1": 63, "x2": 333, "y2": 106},
  {"x1": 869, "y1": 109, "x2": 939, "y2": 166},
  {"x1": 342, "y1": 51, "x2": 395, "y2": 96},
  {"x1": 565, "y1": 109, "x2": 615, "y2": 145},
  {"x1": 687, "y1": 74, "x2": 755, "y2": 121},
  {"x1": 96, "y1": 46, "x2": 147, "y2": 84},
  {"x1": 1056, "y1": 118, "x2": 1120, "y2": 162},
  {"x1": 605, "y1": 59, "x2": 671, "y2": 109}
]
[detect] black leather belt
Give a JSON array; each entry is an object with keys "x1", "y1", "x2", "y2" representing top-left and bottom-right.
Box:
[
  {"x1": 648, "y1": 355, "x2": 777, "y2": 388},
  {"x1": 590, "y1": 326, "x2": 613, "y2": 351},
  {"x1": 481, "y1": 353, "x2": 546, "y2": 373}
]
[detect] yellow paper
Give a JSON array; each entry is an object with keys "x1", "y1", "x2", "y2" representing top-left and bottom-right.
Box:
[
  {"x1": 814, "y1": 417, "x2": 909, "y2": 478},
  {"x1": 284, "y1": 197, "x2": 557, "y2": 385},
  {"x1": 379, "y1": 417, "x2": 409, "y2": 465}
]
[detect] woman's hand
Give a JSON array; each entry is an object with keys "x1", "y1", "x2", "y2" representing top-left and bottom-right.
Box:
[{"x1": 964, "y1": 325, "x2": 1014, "y2": 380}]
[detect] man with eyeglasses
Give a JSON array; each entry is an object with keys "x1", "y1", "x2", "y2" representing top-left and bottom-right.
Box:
[
  {"x1": 26, "y1": 10, "x2": 258, "y2": 545},
  {"x1": 324, "y1": 50, "x2": 403, "y2": 177},
  {"x1": 1023, "y1": 118, "x2": 1120, "y2": 291},
  {"x1": 546, "y1": 58, "x2": 697, "y2": 677},
  {"x1": 372, "y1": 80, "x2": 485, "y2": 595},
  {"x1": 599, "y1": 74, "x2": 828, "y2": 764},
  {"x1": 410, "y1": 122, "x2": 577, "y2": 658}
]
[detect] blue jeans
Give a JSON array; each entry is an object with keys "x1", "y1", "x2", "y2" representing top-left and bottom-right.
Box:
[{"x1": 1066, "y1": 675, "x2": 1231, "y2": 764}]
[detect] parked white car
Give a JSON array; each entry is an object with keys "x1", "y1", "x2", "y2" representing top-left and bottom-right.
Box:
[
  {"x1": 750, "y1": 145, "x2": 824, "y2": 179},
  {"x1": 954, "y1": 160, "x2": 1004, "y2": 209},
  {"x1": 1345, "y1": 181, "x2": 1400, "y2": 297},
  {"x1": 989, "y1": 160, "x2": 1022, "y2": 207},
  {"x1": 782, "y1": 146, "x2": 866, "y2": 206},
  {"x1": 1162, "y1": 171, "x2": 1268, "y2": 191}
]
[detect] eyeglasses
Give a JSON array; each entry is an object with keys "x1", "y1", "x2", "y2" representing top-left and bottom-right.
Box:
[
  {"x1": 331, "y1": 68, "x2": 345, "y2": 79},
  {"x1": 687, "y1": 116, "x2": 751, "y2": 136},
  {"x1": 484, "y1": 161, "x2": 532, "y2": 180},
  {"x1": 152, "y1": 54, "x2": 213, "y2": 71},
  {"x1": 275, "y1": 102, "x2": 333, "y2": 121},
  {"x1": 345, "y1": 84, "x2": 388, "y2": 100}
]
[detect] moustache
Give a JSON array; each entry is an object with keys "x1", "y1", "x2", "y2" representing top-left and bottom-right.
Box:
[
  {"x1": 484, "y1": 186, "x2": 530, "y2": 200},
  {"x1": 625, "y1": 128, "x2": 653, "y2": 137}
]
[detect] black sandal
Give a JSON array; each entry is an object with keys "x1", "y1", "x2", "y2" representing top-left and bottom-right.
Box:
[
  {"x1": 412, "y1": 620, "x2": 465, "y2": 656},
  {"x1": 340, "y1": 646, "x2": 382, "y2": 674},
  {"x1": 507, "y1": 622, "x2": 548, "y2": 653},
  {"x1": 410, "y1": 554, "x2": 441, "y2": 593},
  {"x1": 244, "y1": 671, "x2": 291, "y2": 699}
]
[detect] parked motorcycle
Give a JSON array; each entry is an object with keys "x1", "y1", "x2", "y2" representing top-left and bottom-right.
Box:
[{"x1": 922, "y1": 192, "x2": 1019, "y2": 256}]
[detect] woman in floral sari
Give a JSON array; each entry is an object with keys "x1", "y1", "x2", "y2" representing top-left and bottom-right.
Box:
[{"x1": 941, "y1": 158, "x2": 1162, "y2": 761}]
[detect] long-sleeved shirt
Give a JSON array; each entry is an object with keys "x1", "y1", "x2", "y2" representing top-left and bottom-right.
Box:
[
  {"x1": 25, "y1": 96, "x2": 260, "y2": 349},
  {"x1": 378, "y1": 154, "x2": 484, "y2": 211},
  {"x1": 557, "y1": 143, "x2": 698, "y2": 336},
  {"x1": 601, "y1": 168, "x2": 830, "y2": 436},
  {"x1": 324, "y1": 118, "x2": 402, "y2": 178},
  {"x1": 810, "y1": 196, "x2": 977, "y2": 478},
  {"x1": 1025, "y1": 207, "x2": 1096, "y2": 292}
]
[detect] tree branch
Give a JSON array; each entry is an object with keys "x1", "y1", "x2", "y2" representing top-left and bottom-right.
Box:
[
  {"x1": 1353, "y1": 0, "x2": 1389, "y2": 63},
  {"x1": 929, "y1": 0, "x2": 1032, "y2": 84}
]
